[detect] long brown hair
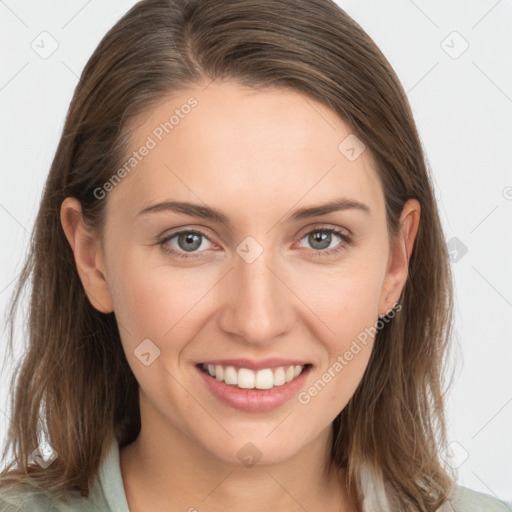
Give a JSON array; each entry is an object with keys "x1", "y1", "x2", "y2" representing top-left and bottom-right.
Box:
[{"x1": 0, "y1": 0, "x2": 456, "y2": 509}]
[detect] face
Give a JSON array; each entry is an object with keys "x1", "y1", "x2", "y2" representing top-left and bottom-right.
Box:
[{"x1": 64, "y1": 80, "x2": 418, "y2": 466}]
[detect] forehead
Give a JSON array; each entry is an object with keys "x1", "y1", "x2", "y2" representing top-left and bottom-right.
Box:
[{"x1": 107, "y1": 81, "x2": 384, "y2": 223}]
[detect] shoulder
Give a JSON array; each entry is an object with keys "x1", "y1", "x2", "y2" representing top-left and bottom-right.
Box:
[
  {"x1": 0, "y1": 483, "x2": 56, "y2": 511},
  {"x1": 447, "y1": 485, "x2": 512, "y2": 512},
  {"x1": 0, "y1": 482, "x2": 108, "y2": 512},
  {"x1": 0, "y1": 438, "x2": 126, "y2": 512}
]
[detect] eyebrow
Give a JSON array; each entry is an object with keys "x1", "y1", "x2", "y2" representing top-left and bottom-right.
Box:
[{"x1": 136, "y1": 198, "x2": 371, "y2": 226}]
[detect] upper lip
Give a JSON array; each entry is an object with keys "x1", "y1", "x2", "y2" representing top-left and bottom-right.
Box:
[{"x1": 198, "y1": 358, "x2": 311, "y2": 371}]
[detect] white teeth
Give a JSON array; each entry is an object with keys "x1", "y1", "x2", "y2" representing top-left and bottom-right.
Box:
[
  {"x1": 238, "y1": 368, "x2": 255, "y2": 389},
  {"x1": 201, "y1": 363, "x2": 306, "y2": 389},
  {"x1": 273, "y1": 367, "x2": 286, "y2": 386},
  {"x1": 224, "y1": 366, "x2": 237, "y2": 385},
  {"x1": 255, "y1": 369, "x2": 274, "y2": 390}
]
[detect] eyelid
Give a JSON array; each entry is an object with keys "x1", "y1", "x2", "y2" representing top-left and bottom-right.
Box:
[{"x1": 295, "y1": 222, "x2": 351, "y2": 239}]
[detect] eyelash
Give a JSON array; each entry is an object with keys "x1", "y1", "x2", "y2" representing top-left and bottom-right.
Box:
[{"x1": 157, "y1": 226, "x2": 353, "y2": 260}]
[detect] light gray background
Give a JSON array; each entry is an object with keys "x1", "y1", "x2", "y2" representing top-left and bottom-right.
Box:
[{"x1": 1, "y1": 0, "x2": 511, "y2": 503}]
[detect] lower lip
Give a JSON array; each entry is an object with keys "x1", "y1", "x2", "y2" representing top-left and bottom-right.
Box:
[{"x1": 196, "y1": 364, "x2": 312, "y2": 412}]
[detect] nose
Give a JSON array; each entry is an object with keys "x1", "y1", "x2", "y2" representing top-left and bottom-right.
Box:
[{"x1": 217, "y1": 245, "x2": 294, "y2": 347}]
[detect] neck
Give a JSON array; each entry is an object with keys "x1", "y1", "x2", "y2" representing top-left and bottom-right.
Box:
[{"x1": 119, "y1": 402, "x2": 358, "y2": 511}]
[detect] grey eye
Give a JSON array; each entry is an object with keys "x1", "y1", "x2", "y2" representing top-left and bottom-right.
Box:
[
  {"x1": 307, "y1": 231, "x2": 334, "y2": 250},
  {"x1": 176, "y1": 232, "x2": 203, "y2": 252}
]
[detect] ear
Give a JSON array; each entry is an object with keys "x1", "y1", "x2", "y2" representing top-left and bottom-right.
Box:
[
  {"x1": 60, "y1": 197, "x2": 114, "y2": 313},
  {"x1": 378, "y1": 198, "x2": 421, "y2": 317}
]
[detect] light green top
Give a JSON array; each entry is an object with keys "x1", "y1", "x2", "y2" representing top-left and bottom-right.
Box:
[{"x1": 0, "y1": 439, "x2": 510, "y2": 511}]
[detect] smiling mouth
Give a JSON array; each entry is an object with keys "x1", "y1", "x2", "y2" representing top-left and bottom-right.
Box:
[{"x1": 197, "y1": 363, "x2": 313, "y2": 390}]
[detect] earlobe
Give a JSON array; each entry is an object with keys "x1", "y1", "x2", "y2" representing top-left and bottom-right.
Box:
[{"x1": 60, "y1": 197, "x2": 114, "y2": 314}]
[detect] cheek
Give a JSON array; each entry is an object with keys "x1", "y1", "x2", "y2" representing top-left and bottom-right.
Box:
[
  {"x1": 298, "y1": 271, "x2": 379, "y2": 416},
  {"x1": 292, "y1": 260, "x2": 383, "y2": 410},
  {"x1": 295, "y1": 260, "x2": 384, "y2": 340},
  {"x1": 109, "y1": 269, "x2": 168, "y2": 339},
  {"x1": 107, "y1": 249, "x2": 203, "y2": 334}
]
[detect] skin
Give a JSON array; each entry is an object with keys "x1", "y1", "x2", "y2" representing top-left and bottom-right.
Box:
[{"x1": 61, "y1": 80, "x2": 420, "y2": 512}]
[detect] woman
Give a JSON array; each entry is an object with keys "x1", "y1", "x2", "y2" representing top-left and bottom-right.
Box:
[{"x1": 0, "y1": 0, "x2": 509, "y2": 510}]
